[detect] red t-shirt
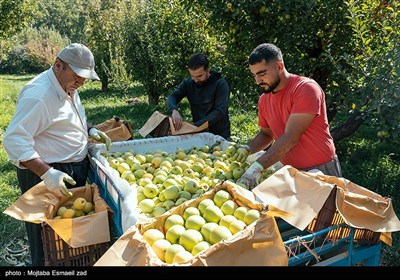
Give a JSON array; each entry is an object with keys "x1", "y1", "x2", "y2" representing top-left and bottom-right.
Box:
[{"x1": 258, "y1": 74, "x2": 336, "y2": 168}]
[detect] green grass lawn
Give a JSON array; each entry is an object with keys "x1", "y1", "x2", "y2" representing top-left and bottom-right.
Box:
[{"x1": 0, "y1": 74, "x2": 399, "y2": 266}]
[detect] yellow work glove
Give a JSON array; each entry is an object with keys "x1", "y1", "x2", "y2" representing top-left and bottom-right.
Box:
[{"x1": 89, "y1": 127, "x2": 112, "y2": 150}]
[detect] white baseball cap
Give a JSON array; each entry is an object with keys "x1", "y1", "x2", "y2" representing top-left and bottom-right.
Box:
[{"x1": 57, "y1": 43, "x2": 100, "y2": 80}]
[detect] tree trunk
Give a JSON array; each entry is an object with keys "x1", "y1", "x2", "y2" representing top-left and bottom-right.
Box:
[{"x1": 331, "y1": 110, "x2": 366, "y2": 142}]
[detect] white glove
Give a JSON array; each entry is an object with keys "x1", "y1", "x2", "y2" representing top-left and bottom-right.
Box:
[
  {"x1": 40, "y1": 167, "x2": 76, "y2": 195},
  {"x1": 232, "y1": 145, "x2": 251, "y2": 163},
  {"x1": 89, "y1": 127, "x2": 112, "y2": 150},
  {"x1": 237, "y1": 161, "x2": 264, "y2": 190}
]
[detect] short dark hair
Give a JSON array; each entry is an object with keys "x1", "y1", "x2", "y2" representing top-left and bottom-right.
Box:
[
  {"x1": 188, "y1": 53, "x2": 209, "y2": 70},
  {"x1": 248, "y1": 43, "x2": 283, "y2": 65}
]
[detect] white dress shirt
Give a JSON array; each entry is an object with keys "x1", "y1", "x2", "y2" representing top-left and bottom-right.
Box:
[{"x1": 3, "y1": 67, "x2": 89, "y2": 168}]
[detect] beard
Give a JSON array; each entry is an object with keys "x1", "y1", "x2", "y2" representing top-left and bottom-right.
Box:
[{"x1": 259, "y1": 77, "x2": 281, "y2": 95}]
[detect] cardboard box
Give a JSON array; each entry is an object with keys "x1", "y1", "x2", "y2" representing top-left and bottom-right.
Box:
[
  {"x1": 94, "y1": 181, "x2": 288, "y2": 266},
  {"x1": 4, "y1": 183, "x2": 112, "y2": 248}
]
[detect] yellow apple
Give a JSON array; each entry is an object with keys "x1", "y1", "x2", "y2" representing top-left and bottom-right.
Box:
[
  {"x1": 164, "y1": 244, "x2": 186, "y2": 264},
  {"x1": 183, "y1": 207, "x2": 200, "y2": 221},
  {"x1": 166, "y1": 225, "x2": 186, "y2": 244},
  {"x1": 62, "y1": 208, "x2": 76, "y2": 219},
  {"x1": 185, "y1": 215, "x2": 206, "y2": 231},
  {"x1": 219, "y1": 215, "x2": 237, "y2": 229},
  {"x1": 164, "y1": 214, "x2": 185, "y2": 231},
  {"x1": 220, "y1": 200, "x2": 238, "y2": 216},
  {"x1": 197, "y1": 199, "x2": 215, "y2": 215},
  {"x1": 143, "y1": 228, "x2": 165, "y2": 246},
  {"x1": 233, "y1": 206, "x2": 249, "y2": 221},
  {"x1": 56, "y1": 206, "x2": 67, "y2": 217},
  {"x1": 179, "y1": 229, "x2": 204, "y2": 252},
  {"x1": 203, "y1": 205, "x2": 224, "y2": 224},
  {"x1": 229, "y1": 219, "x2": 247, "y2": 235},
  {"x1": 191, "y1": 241, "x2": 210, "y2": 256},
  {"x1": 200, "y1": 222, "x2": 219, "y2": 243},
  {"x1": 73, "y1": 197, "x2": 86, "y2": 210},
  {"x1": 152, "y1": 239, "x2": 171, "y2": 262},
  {"x1": 213, "y1": 190, "x2": 231, "y2": 207},
  {"x1": 209, "y1": 225, "x2": 233, "y2": 245},
  {"x1": 172, "y1": 250, "x2": 193, "y2": 264},
  {"x1": 139, "y1": 198, "x2": 155, "y2": 213},
  {"x1": 243, "y1": 209, "x2": 261, "y2": 225}
]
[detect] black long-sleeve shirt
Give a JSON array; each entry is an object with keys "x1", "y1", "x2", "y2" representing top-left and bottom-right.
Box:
[{"x1": 166, "y1": 71, "x2": 231, "y2": 139}]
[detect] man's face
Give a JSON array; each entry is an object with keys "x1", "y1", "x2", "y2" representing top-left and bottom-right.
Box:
[
  {"x1": 55, "y1": 59, "x2": 86, "y2": 94},
  {"x1": 189, "y1": 67, "x2": 210, "y2": 86},
  {"x1": 249, "y1": 59, "x2": 281, "y2": 94}
]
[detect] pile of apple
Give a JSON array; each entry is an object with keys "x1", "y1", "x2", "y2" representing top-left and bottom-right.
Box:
[
  {"x1": 101, "y1": 142, "x2": 272, "y2": 217},
  {"x1": 141, "y1": 189, "x2": 261, "y2": 264},
  {"x1": 54, "y1": 197, "x2": 95, "y2": 219}
]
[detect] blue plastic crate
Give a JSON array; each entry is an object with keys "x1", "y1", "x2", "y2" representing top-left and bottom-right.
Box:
[{"x1": 88, "y1": 158, "x2": 124, "y2": 237}]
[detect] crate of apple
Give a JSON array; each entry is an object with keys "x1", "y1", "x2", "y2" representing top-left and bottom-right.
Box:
[
  {"x1": 140, "y1": 189, "x2": 261, "y2": 264},
  {"x1": 54, "y1": 197, "x2": 95, "y2": 219}
]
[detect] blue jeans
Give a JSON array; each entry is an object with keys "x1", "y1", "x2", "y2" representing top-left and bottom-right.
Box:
[{"x1": 16, "y1": 157, "x2": 89, "y2": 266}]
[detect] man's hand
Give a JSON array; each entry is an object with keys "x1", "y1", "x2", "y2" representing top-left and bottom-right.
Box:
[
  {"x1": 89, "y1": 128, "x2": 112, "y2": 150},
  {"x1": 40, "y1": 167, "x2": 76, "y2": 196},
  {"x1": 232, "y1": 145, "x2": 251, "y2": 163},
  {"x1": 171, "y1": 110, "x2": 183, "y2": 130},
  {"x1": 237, "y1": 161, "x2": 264, "y2": 190}
]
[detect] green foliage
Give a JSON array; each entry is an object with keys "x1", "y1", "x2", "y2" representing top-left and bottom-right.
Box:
[
  {"x1": 0, "y1": 0, "x2": 37, "y2": 38},
  {"x1": 33, "y1": 0, "x2": 89, "y2": 43},
  {"x1": 0, "y1": 27, "x2": 70, "y2": 74}
]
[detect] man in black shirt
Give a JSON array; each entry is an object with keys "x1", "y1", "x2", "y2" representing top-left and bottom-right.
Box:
[{"x1": 166, "y1": 53, "x2": 231, "y2": 140}]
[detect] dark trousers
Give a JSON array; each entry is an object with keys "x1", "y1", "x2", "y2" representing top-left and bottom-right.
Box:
[{"x1": 16, "y1": 157, "x2": 89, "y2": 266}]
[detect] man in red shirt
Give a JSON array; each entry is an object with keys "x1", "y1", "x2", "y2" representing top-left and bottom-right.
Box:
[{"x1": 236, "y1": 43, "x2": 342, "y2": 189}]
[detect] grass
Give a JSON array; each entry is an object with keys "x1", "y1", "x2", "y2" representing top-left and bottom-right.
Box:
[{"x1": 0, "y1": 74, "x2": 399, "y2": 266}]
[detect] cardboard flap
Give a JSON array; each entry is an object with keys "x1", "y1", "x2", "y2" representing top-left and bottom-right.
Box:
[
  {"x1": 138, "y1": 111, "x2": 168, "y2": 137},
  {"x1": 252, "y1": 165, "x2": 334, "y2": 230},
  {"x1": 169, "y1": 118, "x2": 209, "y2": 135}
]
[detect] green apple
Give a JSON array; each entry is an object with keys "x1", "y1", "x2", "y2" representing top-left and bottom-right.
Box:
[
  {"x1": 117, "y1": 162, "x2": 131, "y2": 175},
  {"x1": 172, "y1": 250, "x2": 193, "y2": 264},
  {"x1": 179, "y1": 190, "x2": 192, "y2": 200},
  {"x1": 163, "y1": 185, "x2": 180, "y2": 200},
  {"x1": 143, "y1": 228, "x2": 165, "y2": 246},
  {"x1": 243, "y1": 209, "x2": 261, "y2": 225},
  {"x1": 152, "y1": 207, "x2": 167, "y2": 217},
  {"x1": 170, "y1": 166, "x2": 183, "y2": 175},
  {"x1": 163, "y1": 178, "x2": 178, "y2": 188},
  {"x1": 162, "y1": 200, "x2": 175, "y2": 211},
  {"x1": 184, "y1": 179, "x2": 199, "y2": 194},
  {"x1": 185, "y1": 215, "x2": 206, "y2": 231},
  {"x1": 225, "y1": 145, "x2": 236, "y2": 157},
  {"x1": 138, "y1": 177, "x2": 153, "y2": 187},
  {"x1": 108, "y1": 158, "x2": 120, "y2": 169},
  {"x1": 135, "y1": 154, "x2": 147, "y2": 164},
  {"x1": 164, "y1": 244, "x2": 186, "y2": 264},
  {"x1": 191, "y1": 241, "x2": 210, "y2": 256},
  {"x1": 81, "y1": 201, "x2": 94, "y2": 212},
  {"x1": 233, "y1": 206, "x2": 249, "y2": 221},
  {"x1": 213, "y1": 190, "x2": 231, "y2": 207},
  {"x1": 174, "y1": 197, "x2": 188, "y2": 206},
  {"x1": 143, "y1": 183, "x2": 158, "y2": 198},
  {"x1": 164, "y1": 214, "x2": 185, "y2": 231},
  {"x1": 73, "y1": 197, "x2": 86, "y2": 210},
  {"x1": 200, "y1": 222, "x2": 219, "y2": 243},
  {"x1": 153, "y1": 174, "x2": 167, "y2": 185},
  {"x1": 166, "y1": 225, "x2": 186, "y2": 244},
  {"x1": 137, "y1": 192, "x2": 146, "y2": 202},
  {"x1": 228, "y1": 161, "x2": 241, "y2": 172},
  {"x1": 133, "y1": 169, "x2": 146, "y2": 179},
  {"x1": 197, "y1": 199, "x2": 215, "y2": 215},
  {"x1": 139, "y1": 198, "x2": 155, "y2": 213},
  {"x1": 203, "y1": 205, "x2": 224, "y2": 224},
  {"x1": 229, "y1": 219, "x2": 247, "y2": 235},
  {"x1": 219, "y1": 215, "x2": 237, "y2": 229},
  {"x1": 192, "y1": 162, "x2": 204, "y2": 173},
  {"x1": 179, "y1": 229, "x2": 204, "y2": 252},
  {"x1": 220, "y1": 200, "x2": 238, "y2": 215},
  {"x1": 232, "y1": 167, "x2": 245, "y2": 180},
  {"x1": 56, "y1": 206, "x2": 67, "y2": 217},
  {"x1": 183, "y1": 207, "x2": 200, "y2": 221},
  {"x1": 209, "y1": 225, "x2": 233, "y2": 245},
  {"x1": 151, "y1": 239, "x2": 171, "y2": 262},
  {"x1": 73, "y1": 208, "x2": 84, "y2": 217},
  {"x1": 160, "y1": 160, "x2": 173, "y2": 171},
  {"x1": 178, "y1": 161, "x2": 191, "y2": 171}
]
